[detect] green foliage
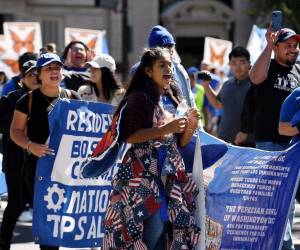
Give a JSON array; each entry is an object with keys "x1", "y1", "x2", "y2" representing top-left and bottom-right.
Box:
[{"x1": 248, "y1": 0, "x2": 300, "y2": 32}]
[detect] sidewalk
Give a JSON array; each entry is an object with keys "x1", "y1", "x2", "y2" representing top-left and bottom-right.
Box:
[{"x1": 2, "y1": 200, "x2": 300, "y2": 249}]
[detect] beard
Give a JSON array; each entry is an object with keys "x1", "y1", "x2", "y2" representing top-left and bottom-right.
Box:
[
  {"x1": 284, "y1": 53, "x2": 298, "y2": 66},
  {"x1": 285, "y1": 58, "x2": 297, "y2": 66}
]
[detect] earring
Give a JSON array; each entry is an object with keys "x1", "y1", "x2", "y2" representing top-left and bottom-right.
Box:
[{"x1": 148, "y1": 73, "x2": 152, "y2": 78}]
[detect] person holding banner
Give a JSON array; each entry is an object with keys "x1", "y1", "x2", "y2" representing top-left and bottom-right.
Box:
[
  {"x1": 279, "y1": 86, "x2": 300, "y2": 203},
  {"x1": 0, "y1": 60, "x2": 39, "y2": 250},
  {"x1": 10, "y1": 53, "x2": 79, "y2": 250},
  {"x1": 101, "y1": 47, "x2": 200, "y2": 249},
  {"x1": 77, "y1": 53, "x2": 124, "y2": 105},
  {"x1": 250, "y1": 26, "x2": 300, "y2": 250}
]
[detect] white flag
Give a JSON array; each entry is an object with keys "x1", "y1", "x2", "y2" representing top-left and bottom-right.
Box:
[
  {"x1": 246, "y1": 25, "x2": 267, "y2": 65},
  {"x1": 193, "y1": 133, "x2": 205, "y2": 250}
]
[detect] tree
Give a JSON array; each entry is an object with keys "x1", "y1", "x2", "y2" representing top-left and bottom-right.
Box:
[{"x1": 248, "y1": 0, "x2": 300, "y2": 32}]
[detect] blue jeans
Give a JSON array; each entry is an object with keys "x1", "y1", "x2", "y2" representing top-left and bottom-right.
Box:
[
  {"x1": 143, "y1": 210, "x2": 165, "y2": 250},
  {"x1": 256, "y1": 141, "x2": 294, "y2": 250}
]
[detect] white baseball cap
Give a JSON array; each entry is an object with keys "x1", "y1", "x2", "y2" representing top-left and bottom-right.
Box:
[{"x1": 86, "y1": 54, "x2": 116, "y2": 72}]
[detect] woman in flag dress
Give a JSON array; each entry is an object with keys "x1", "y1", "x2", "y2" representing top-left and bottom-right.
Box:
[{"x1": 103, "y1": 47, "x2": 200, "y2": 250}]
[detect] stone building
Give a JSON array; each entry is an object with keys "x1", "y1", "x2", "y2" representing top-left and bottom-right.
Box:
[{"x1": 0, "y1": 0, "x2": 254, "y2": 73}]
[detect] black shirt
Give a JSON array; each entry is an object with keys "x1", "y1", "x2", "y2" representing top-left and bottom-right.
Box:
[
  {"x1": 15, "y1": 88, "x2": 80, "y2": 146},
  {"x1": 253, "y1": 59, "x2": 300, "y2": 142},
  {"x1": 0, "y1": 87, "x2": 27, "y2": 173}
]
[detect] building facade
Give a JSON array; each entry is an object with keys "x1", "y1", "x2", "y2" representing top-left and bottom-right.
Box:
[{"x1": 0, "y1": 0, "x2": 254, "y2": 72}]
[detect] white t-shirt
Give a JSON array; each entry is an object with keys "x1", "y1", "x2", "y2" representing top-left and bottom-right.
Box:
[{"x1": 77, "y1": 85, "x2": 124, "y2": 106}]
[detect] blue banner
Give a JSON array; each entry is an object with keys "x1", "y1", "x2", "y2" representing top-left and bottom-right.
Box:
[
  {"x1": 33, "y1": 99, "x2": 116, "y2": 248},
  {"x1": 201, "y1": 131, "x2": 300, "y2": 250},
  {"x1": 32, "y1": 98, "x2": 300, "y2": 249}
]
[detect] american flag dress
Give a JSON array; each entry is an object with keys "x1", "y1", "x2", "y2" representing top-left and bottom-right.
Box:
[{"x1": 103, "y1": 99, "x2": 200, "y2": 250}]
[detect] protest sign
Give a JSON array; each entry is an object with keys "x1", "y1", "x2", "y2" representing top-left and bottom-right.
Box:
[
  {"x1": 33, "y1": 99, "x2": 116, "y2": 248},
  {"x1": 3, "y1": 22, "x2": 42, "y2": 55},
  {"x1": 0, "y1": 35, "x2": 15, "y2": 78},
  {"x1": 0, "y1": 35, "x2": 6, "y2": 57},
  {"x1": 1, "y1": 22, "x2": 42, "y2": 76},
  {"x1": 65, "y1": 27, "x2": 109, "y2": 55},
  {"x1": 200, "y1": 131, "x2": 300, "y2": 250},
  {"x1": 203, "y1": 37, "x2": 232, "y2": 70}
]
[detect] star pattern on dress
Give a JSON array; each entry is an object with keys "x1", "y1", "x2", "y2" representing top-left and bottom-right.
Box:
[
  {"x1": 137, "y1": 210, "x2": 144, "y2": 217},
  {"x1": 165, "y1": 164, "x2": 173, "y2": 172}
]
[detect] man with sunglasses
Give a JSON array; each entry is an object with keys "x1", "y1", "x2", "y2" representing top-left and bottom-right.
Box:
[
  {"x1": 0, "y1": 60, "x2": 39, "y2": 250},
  {"x1": 61, "y1": 41, "x2": 92, "y2": 91}
]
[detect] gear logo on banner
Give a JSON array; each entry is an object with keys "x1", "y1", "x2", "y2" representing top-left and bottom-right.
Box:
[{"x1": 44, "y1": 184, "x2": 67, "y2": 212}]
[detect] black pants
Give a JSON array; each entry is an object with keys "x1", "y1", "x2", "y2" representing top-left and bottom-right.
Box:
[
  {"x1": 0, "y1": 172, "x2": 28, "y2": 249},
  {"x1": 23, "y1": 156, "x2": 59, "y2": 250}
]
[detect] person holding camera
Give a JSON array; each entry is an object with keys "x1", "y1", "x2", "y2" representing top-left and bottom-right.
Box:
[
  {"x1": 250, "y1": 27, "x2": 300, "y2": 151},
  {"x1": 201, "y1": 46, "x2": 253, "y2": 146},
  {"x1": 250, "y1": 26, "x2": 300, "y2": 250}
]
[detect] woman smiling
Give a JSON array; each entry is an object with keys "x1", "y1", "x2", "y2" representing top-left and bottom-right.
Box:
[{"x1": 10, "y1": 53, "x2": 79, "y2": 250}]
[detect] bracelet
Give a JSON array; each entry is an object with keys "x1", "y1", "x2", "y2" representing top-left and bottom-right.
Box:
[
  {"x1": 26, "y1": 140, "x2": 33, "y2": 152},
  {"x1": 188, "y1": 128, "x2": 195, "y2": 134}
]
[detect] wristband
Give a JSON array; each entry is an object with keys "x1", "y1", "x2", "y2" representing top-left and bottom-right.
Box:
[{"x1": 26, "y1": 140, "x2": 33, "y2": 152}]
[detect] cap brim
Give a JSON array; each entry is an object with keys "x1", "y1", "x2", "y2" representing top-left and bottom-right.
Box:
[
  {"x1": 85, "y1": 61, "x2": 100, "y2": 68},
  {"x1": 279, "y1": 34, "x2": 300, "y2": 43},
  {"x1": 40, "y1": 59, "x2": 63, "y2": 68},
  {"x1": 293, "y1": 34, "x2": 300, "y2": 41},
  {"x1": 25, "y1": 66, "x2": 36, "y2": 74}
]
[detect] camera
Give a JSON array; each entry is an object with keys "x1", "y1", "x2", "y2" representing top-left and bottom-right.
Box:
[{"x1": 197, "y1": 71, "x2": 212, "y2": 81}]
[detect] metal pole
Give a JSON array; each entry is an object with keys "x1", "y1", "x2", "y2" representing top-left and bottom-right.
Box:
[{"x1": 121, "y1": 0, "x2": 129, "y2": 81}]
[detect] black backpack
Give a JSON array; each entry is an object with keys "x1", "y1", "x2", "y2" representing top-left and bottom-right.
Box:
[{"x1": 0, "y1": 95, "x2": 15, "y2": 134}]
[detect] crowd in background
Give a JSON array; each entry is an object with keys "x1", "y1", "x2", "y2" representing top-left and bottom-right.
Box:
[{"x1": 0, "y1": 23, "x2": 299, "y2": 250}]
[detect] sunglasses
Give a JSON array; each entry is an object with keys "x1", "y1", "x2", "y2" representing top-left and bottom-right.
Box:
[
  {"x1": 26, "y1": 72, "x2": 37, "y2": 77},
  {"x1": 71, "y1": 47, "x2": 86, "y2": 53}
]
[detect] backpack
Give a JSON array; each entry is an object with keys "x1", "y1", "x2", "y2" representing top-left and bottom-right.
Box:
[{"x1": 0, "y1": 95, "x2": 15, "y2": 134}]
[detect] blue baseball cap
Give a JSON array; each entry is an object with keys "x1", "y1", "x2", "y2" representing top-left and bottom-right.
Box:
[
  {"x1": 187, "y1": 66, "x2": 199, "y2": 76},
  {"x1": 36, "y1": 53, "x2": 63, "y2": 68},
  {"x1": 277, "y1": 28, "x2": 300, "y2": 43},
  {"x1": 148, "y1": 25, "x2": 176, "y2": 48}
]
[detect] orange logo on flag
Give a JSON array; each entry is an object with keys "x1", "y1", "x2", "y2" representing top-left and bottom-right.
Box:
[
  {"x1": 3, "y1": 59, "x2": 19, "y2": 73},
  {"x1": 210, "y1": 45, "x2": 226, "y2": 66},
  {"x1": 86, "y1": 37, "x2": 97, "y2": 50},
  {"x1": 70, "y1": 35, "x2": 97, "y2": 50},
  {"x1": 10, "y1": 29, "x2": 35, "y2": 53},
  {"x1": 0, "y1": 46, "x2": 5, "y2": 54}
]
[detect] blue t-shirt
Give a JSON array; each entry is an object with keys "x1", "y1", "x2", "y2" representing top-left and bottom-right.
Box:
[
  {"x1": 1, "y1": 76, "x2": 20, "y2": 96},
  {"x1": 280, "y1": 87, "x2": 300, "y2": 144}
]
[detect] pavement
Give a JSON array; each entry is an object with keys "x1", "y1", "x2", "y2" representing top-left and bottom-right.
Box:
[
  {"x1": 0, "y1": 199, "x2": 99, "y2": 250},
  {"x1": 1, "y1": 198, "x2": 300, "y2": 249}
]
